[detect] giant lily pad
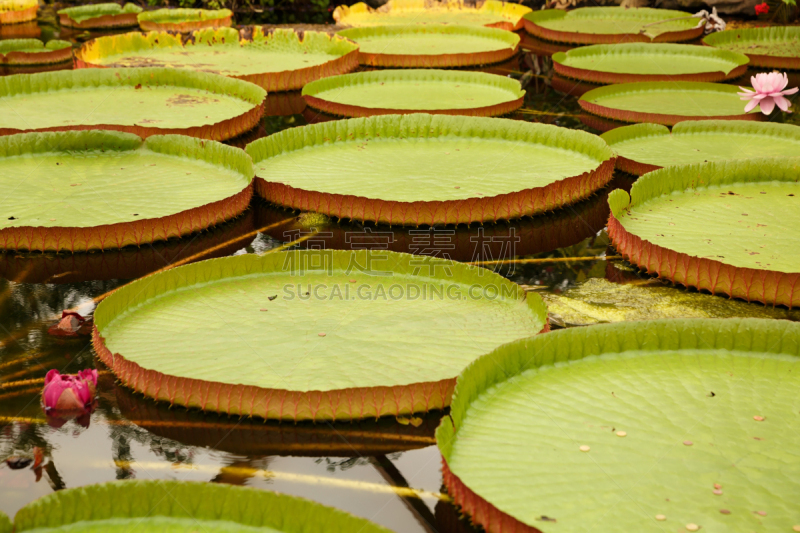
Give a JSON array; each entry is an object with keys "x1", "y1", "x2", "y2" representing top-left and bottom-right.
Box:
[
  {"x1": 246, "y1": 114, "x2": 615, "y2": 226},
  {"x1": 93, "y1": 250, "x2": 548, "y2": 421},
  {"x1": 437, "y1": 318, "x2": 800, "y2": 533},
  {"x1": 0, "y1": 0, "x2": 37, "y2": 24},
  {"x1": 302, "y1": 69, "x2": 524, "y2": 117},
  {"x1": 0, "y1": 67, "x2": 265, "y2": 140},
  {"x1": 58, "y1": 3, "x2": 141, "y2": 29},
  {"x1": 333, "y1": 0, "x2": 532, "y2": 31},
  {"x1": 13, "y1": 480, "x2": 392, "y2": 532},
  {"x1": 75, "y1": 27, "x2": 358, "y2": 92},
  {"x1": 0, "y1": 130, "x2": 253, "y2": 252},
  {"x1": 602, "y1": 120, "x2": 800, "y2": 175},
  {"x1": 580, "y1": 81, "x2": 761, "y2": 126},
  {"x1": 138, "y1": 8, "x2": 233, "y2": 32},
  {"x1": 523, "y1": 7, "x2": 704, "y2": 45},
  {"x1": 608, "y1": 157, "x2": 800, "y2": 307},
  {"x1": 337, "y1": 25, "x2": 519, "y2": 68},
  {"x1": 553, "y1": 43, "x2": 749, "y2": 84},
  {"x1": 703, "y1": 26, "x2": 800, "y2": 70},
  {"x1": 0, "y1": 39, "x2": 71, "y2": 65}
]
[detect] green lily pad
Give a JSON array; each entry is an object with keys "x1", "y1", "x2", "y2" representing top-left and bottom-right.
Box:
[
  {"x1": 553, "y1": 43, "x2": 749, "y2": 84},
  {"x1": 608, "y1": 157, "x2": 800, "y2": 307},
  {"x1": 602, "y1": 121, "x2": 800, "y2": 175},
  {"x1": 138, "y1": 8, "x2": 232, "y2": 32},
  {"x1": 437, "y1": 318, "x2": 800, "y2": 533},
  {"x1": 0, "y1": 512, "x2": 9, "y2": 533},
  {"x1": 580, "y1": 81, "x2": 760, "y2": 126},
  {"x1": 13, "y1": 480, "x2": 391, "y2": 532},
  {"x1": 337, "y1": 25, "x2": 519, "y2": 68},
  {"x1": 703, "y1": 26, "x2": 800, "y2": 69},
  {"x1": 93, "y1": 250, "x2": 547, "y2": 421},
  {"x1": 523, "y1": 7, "x2": 703, "y2": 45},
  {"x1": 75, "y1": 27, "x2": 358, "y2": 92},
  {"x1": 0, "y1": 67, "x2": 265, "y2": 140},
  {"x1": 301, "y1": 69, "x2": 524, "y2": 117},
  {"x1": 246, "y1": 114, "x2": 614, "y2": 226},
  {"x1": 0, "y1": 130, "x2": 252, "y2": 252},
  {"x1": 58, "y1": 3, "x2": 141, "y2": 28},
  {"x1": 0, "y1": 39, "x2": 71, "y2": 65}
]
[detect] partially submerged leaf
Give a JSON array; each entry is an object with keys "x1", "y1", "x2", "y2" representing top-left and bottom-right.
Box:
[{"x1": 0, "y1": 39, "x2": 71, "y2": 65}]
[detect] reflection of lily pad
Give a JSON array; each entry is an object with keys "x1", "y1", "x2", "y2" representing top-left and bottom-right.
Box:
[
  {"x1": 0, "y1": 131, "x2": 252, "y2": 252},
  {"x1": 0, "y1": 39, "x2": 72, "y2": 65},
  {"x1": 76, "y1": 27, "x2": 358, "y2": 92},
  {"x1": 703, "y1": 27, "x2": 800, "y2": 70},
  {"x1": 337, "y1": 24, "x2": 519, "y2": 68},
  {"x1": 0, "y1": 0, "x2": 37, "y2": 24},
  {"x1": 247, "y1": 114, "x2": 615, "y2": 226},
  {"x1": 302, "y1": 69, "x2": 524, "y2": 117},
  {"x1": 14, "y1": 480, "x2": 392, "y2": 532},
  {"x1": 437, "y1": 318, "x2": 800, "y2": 533},
  {"x1": 334, "y1": 0, "x2": 531, "y2": 31},
  {"x1": 608, "y1": 157, "x2": 800, "y2": 307},
  {"x1": 580, "y1": 81, "x2": 761, "y2": 126},
  {"x1": 553, "y1": 43, "x2": 749, "y2": 84},
  {"x1": 93, "y1": 250, "x2": 547, "y2": 421},
  {"x1": 138, "y1": 8, "x2": 232, "y2": 32},
  {"x1": 0, "y1": 68, "x2": 265, "y2": 140},
  {"x1": 523, "y1": 7, "x2": 703, "y2": 45},
  {"x1": 58, "y1": 3, "x2": 141, "y2": 29},
  {"x1": 602, "y1": 121, "x2": 800, "y2": 175}
]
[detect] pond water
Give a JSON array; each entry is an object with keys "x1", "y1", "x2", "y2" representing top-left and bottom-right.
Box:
[{"x1": 0, "y1": 8, "x2": 798, "y2": 532}]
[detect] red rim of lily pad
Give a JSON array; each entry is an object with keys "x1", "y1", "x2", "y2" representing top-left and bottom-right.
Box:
[
  {"x1": 138, "y1": 8, "x2": 233, "y2": 32},
  {"x1": 59, "y1": 11, "x2": 138, "y2": 29},
  {"x1": 703, "y1": 27, "x2": 800, "y2": 70},
  {"x1": 550, "y1": 74, "x2": 600, "y2": 98},
  {"x1": 0, "y1": 4, "x2": 37, "y2": 24},
  {"x1": 607, "y1": 157, "x2": 800, "y2": 308},
  {"x1": 0, "y1": 40, "x2": 72, "y2": 66},
  {"x1": 247, "y1": 114, "x2": 616, "y2": 226},
  {"x1": 58, "y1": 3, "x2": 143, "y2": 29}
]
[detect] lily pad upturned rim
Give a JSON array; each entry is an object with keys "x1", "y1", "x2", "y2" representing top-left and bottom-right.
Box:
[
  {"x1": 0, "y1": 67, "x2": 266, "y2": 140},
  {"x1": 301, "y1": 69, "x2": 525, "y2": 117},
  {"x1": 0, "y1": 0, "x2": 37, "y2": 24},
  {"x1": 93, "y1": 249, "x2": 548, "y2": 421},
  {"x1": 0, "y1": 130, "x2": 253, "y2": 252},
  {"x1": 336, "y1": 24, "x2": 520, "y2": 68},
  {"x1": 579, "y1": 81, "x2": 761, "y2": 126},
  {"x1": 138, "y1": 8, "x2": 233, "y2": 32},
  {"x1": 333, "y1": 0, "x2": 532, "y2": 31},
  {"x1": 0, "y1": 39, "x2": 72, "y2": 65},
  {"x1": 14, "y1": 479, "x2": 392, "y2": 532},
  {"x1": 523, "y1": 7, "x2": 704, "y2": 45},
  {"x1": 703, "y1": 26, "x2": 800, "y2": 69},
  {"x1": 553, "y1": 43, "x2": 750, "y2": 84},
  {"x1": 608, "y1": 157, "x2": 800, "y2": 307},
  {"x1": 437, "y1": 317, "x2": 800, "y2": 533},
  {"x1": 601, "y1": 120, "x2": 800, "y2": 175},
  {"x1": 74, "y1": 27, "x2": 359, "y2": 92},
  {"x1": 246, "y1": 113, "x2": 615, "y2": 226},
  {"x1": 58, "y1": 2, "x2": 142, "y2": 29}
]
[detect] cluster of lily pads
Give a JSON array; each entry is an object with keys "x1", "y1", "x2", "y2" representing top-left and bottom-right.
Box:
[{"x1": 0, "y1": 0, "x2": 799, "y2": 531}]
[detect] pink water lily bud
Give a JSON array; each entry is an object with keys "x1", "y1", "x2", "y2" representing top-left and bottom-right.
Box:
[
  {"x1": 738, "y1": 72, "x2": 799, "y2": 115},
  {"x1": 42, "y1": 368, "x2": 98, "y2": 411}
]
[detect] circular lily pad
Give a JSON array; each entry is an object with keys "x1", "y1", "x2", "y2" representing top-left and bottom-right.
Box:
[
  {"x1": 580, "y1": 81, "x2": 761, "y2": 126},
  {"x1": 0, "y1": 0, "x2": 37, "y2": 24},
  {"x1": 246, "y1": 114, "x2": 615, "y2": 226},
  {"x1": 602, "y1": 120, "x2": 800, "y2": 175},
  {"x1": 337, "y1": 25, "x2": 520, "y2": 68},
  {"x1": 93, "y1": 250, "x2": 548, "y2": 421},
  {"x1": 553, "y1": 43, "x2": 749, "y2": 84},
  {"x1": 13, "y1": 480, "x2": 392, "y2": 532},
  {"x1": 0, "y1": 39, "x2": 71, "y2": 65},
  {"x1": 0, "y1": 130, "x2": 253, "y2": 252},
  {"x1": 523, "y1": 7, "x2": 704, "y2": 45},
  {"x1": 75, "y1": 27, "x2": 359, "y2": 92},
  {"x1": 703, "y1": 26, "x2": 800, "y2": 70},
  {"x1": 608, "y1": 157, "x2": 800, "y2": 307},
  {"x1": 0, "y1": 67, "x2": 265, "y2": 140},
  {"x1": 138, "y1": 8, "x2": 232, "y2": 32},
  {"x1": 58, "y1": 2, "x2": 141, "y2": 29},
  {"x1": 437, "y1": 318, "x2": 800, "y2": 533},
  {"x1": 333, "y1": 0, "x2": 532, "y2": 31},
  {"x1": 301, "y1": 69, "x2": 524, "y2": 117}
]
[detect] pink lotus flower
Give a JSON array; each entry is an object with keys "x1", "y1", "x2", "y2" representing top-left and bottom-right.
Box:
[
  {"x1": 42, "y1": 369, "x2": 98, "y2": 411},
  {"x1": 738, "y1": 72, "x2": 799, "y2": 115}
]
